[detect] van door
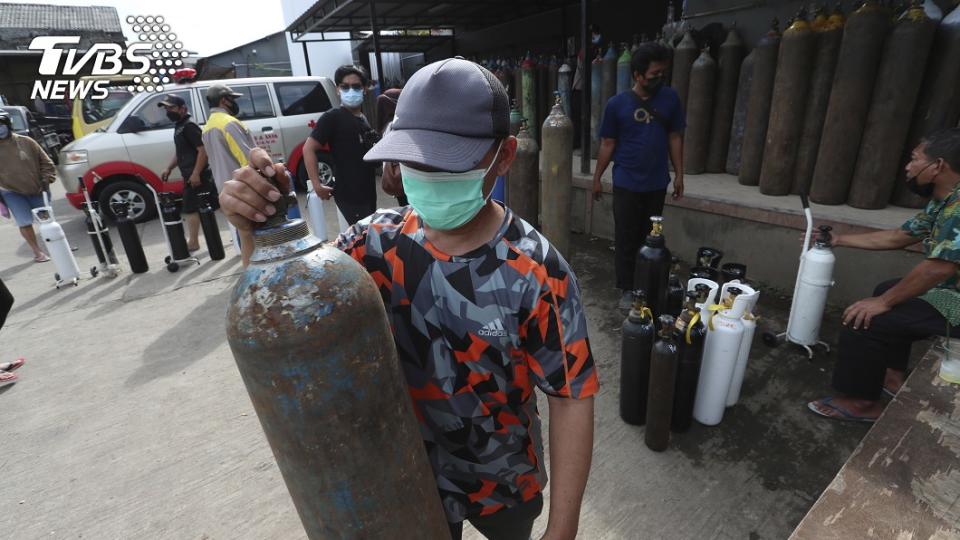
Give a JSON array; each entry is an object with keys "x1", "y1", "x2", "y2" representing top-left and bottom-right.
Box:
[
  {"x1": 199, "y1": 83, "x2": 285, "y2": 164},
  {"x1": 117, "y1": 89, "x2": 192, "y2": 182}
]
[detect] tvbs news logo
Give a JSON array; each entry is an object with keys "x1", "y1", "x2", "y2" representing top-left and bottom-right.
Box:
[{"x1": 30, "y1": 14, "x2": 189, "y2": 100}]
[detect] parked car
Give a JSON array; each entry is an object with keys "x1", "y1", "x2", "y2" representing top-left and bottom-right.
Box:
[
  {"x1": 71, "y1": 76, "x2": 136, "y2": 141},
  {"x1": 58, "y1": 76, "x2": 339, "y2": 223},
  {"x1": 1, "y1": 105, "x2": 62, "y2": 164}
]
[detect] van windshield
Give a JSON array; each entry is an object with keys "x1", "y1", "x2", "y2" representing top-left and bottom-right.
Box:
[{"x1": 81, "y1": 87, "x2": 134, "y2": 124}]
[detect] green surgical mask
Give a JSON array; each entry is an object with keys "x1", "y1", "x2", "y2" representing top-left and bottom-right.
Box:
[{"x1": 400, "y1": 143, "x2": 502, "y2": 230}]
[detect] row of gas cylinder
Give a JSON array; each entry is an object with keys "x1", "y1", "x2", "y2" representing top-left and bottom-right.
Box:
[
  {"x1": 676, "y1": 0, "x2": 960, "y2": 209},
  {"x1": 620, "y1": 217, "x2": 760, "y2": 452}
]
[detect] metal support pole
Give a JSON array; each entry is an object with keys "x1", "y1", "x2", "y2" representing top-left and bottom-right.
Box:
[
  {"x1": 301, "y1": 40, "x2": 312, "y2": 76},
  {"x1": 369, "y1": 1, "x2": 385, "y2": 86},
  {"x1": 579, "y1": 0, "x2": 591, "y2": 175}
]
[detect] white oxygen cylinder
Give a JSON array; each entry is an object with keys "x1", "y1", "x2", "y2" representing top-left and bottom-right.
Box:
[
  {"x1": 687, "y1": 277, "x2": 719, "y2": 324},
  {"x1": 693, "y1": 286, "x2": 748, "y2": 426},
  {"x1": 305, "y1": 182, "x2": 328, "y2": 241},
  {"x1": 32, "y1": 206, "x2": 80, "y2": 282},
  {"x1": 786, "y1": 225, "x2": 835, "y2": 346},
  {"x1": 724, "y1": 282, "x2": 760, "y2": 407}
]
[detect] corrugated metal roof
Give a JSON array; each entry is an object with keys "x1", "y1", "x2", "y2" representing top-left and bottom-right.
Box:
[{"x1": 0, "y1": 2, "x2": 122, "y2": 32}]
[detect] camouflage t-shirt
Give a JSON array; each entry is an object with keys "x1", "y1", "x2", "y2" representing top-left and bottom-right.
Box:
[
  {"x1": 336, "y1": 205, "x2": 599, "y2": 522},
  {"x1": 901, "y1": 184, "x2": 960, "y2": 325}
]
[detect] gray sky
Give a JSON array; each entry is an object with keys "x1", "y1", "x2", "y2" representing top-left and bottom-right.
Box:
[{"x1": 11, "y1": 0, "x2": 288, "y2": 57}]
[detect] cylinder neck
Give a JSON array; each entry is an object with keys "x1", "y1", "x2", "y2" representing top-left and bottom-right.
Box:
[{"x1": 250, "y1": 219, "x2": 322, "y2": 264}]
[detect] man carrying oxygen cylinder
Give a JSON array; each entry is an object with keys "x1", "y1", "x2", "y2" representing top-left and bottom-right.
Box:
[
  {"x1": 220, "y1": 58, "x2": 597, "y2": 540},
  {"x1": 809, "y1": 128, "x2": 960, "y2": 423}
]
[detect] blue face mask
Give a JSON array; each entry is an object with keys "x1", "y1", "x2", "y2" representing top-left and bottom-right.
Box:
[
  {"x1": 341, "y1": 88, "x2": 364, "y2": 108},
  {"x1": 400, "y1": 142, "x2": 503, "y2": 230}
]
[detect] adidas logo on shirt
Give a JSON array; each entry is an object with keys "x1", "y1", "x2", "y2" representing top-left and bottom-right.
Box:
[{"x1": 477, "y1": 319, "x2": 508, "y2": 337}]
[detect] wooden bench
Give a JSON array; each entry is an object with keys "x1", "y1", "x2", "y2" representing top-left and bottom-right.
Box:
[{"x1": 790, "y1": 339, "x2": 960, "y2": 539}]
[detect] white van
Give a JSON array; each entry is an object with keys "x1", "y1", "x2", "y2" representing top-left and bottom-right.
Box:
[{"x1": 58, "y1": 76, "x2": 339, "y2": 222}]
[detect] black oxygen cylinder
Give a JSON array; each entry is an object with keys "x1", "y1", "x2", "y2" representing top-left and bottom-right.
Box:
[
  {"x1": 634, "y1": 216, "x2": 672, "y2": 317},
  {"x1": 848, "y1": 3, "x2": 937, "y2": 209},
  {"x1": 671, "y1": 292, "x2": 707, "y2": 433},
  {"x1": 792, "y1": 6, "x2": 845, "y2": 196},
  {"x1": 893, "y1": 4, "x2": 960, "y2": 208},
  {"x1": 646, "y1": 315, "x2": 679, "y2": 452},
  {"x1": 720, "y1": 263, "x2": 747, "y2": 283},
  {"x1": 689, "y1": 266, "x2": 719, "y2": 282},
  {"x1": 696, "y1": 246, "x2": 724, "y2": 268},
  {"x1": 111, "y1": 201, "x2": 148, "y2": 273},
  {"x1": 759, "y1": 12, "x2": 817, "y2": 196},
  {"x1": 198, "y1": 190, "x2": 225, "y2": 261},
  {"x1": 809, "y1": 0, "x2": 891, "y2": 205},
  {"x1": 706, "y1": 27, "x2": 744, "y2": 173},
  {"x1": 683, "y1": 47, "x2": 717, "y2": 175},
  {"x1": 667, "y1": 257, "x2": 684, "y2": 317},
  {"x1": 725, "y1": 50, "x2": 755, "y2": 175},
  {"x1": 83, "y1": 202, "x2": 117, "y2": 265},
  {"x1": 671, "y1": 31, "x2": 698, "y2": 113},
  {"x1": 159, "y1": 192, "x2": 190, "y2": 261},
  {"x1": 620, "y1": 290, "x2": 656, "y2": 426},
  {"x1": 739, "y1": 19, "x2": 782, "y2": 186}
]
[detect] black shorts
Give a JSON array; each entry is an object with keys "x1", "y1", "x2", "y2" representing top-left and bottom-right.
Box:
[{"x1": 181, "y1": 177, "x2": 219, "y2": 214}]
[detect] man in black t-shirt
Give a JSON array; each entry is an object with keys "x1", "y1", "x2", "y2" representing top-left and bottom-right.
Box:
[
  {"x1": 302, "y1": 65, "x2": 379, "y2": 226},
  {"x1": 159, "y1": 94, "x2": 218, "y2": 251}
]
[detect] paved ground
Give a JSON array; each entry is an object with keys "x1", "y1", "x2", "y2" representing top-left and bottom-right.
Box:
[{"x1": 0, "y1": 182, "x2": 893, "y2": 539}]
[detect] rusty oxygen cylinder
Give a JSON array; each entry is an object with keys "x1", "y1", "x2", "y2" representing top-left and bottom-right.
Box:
[
  {"x1": 671, "y1": 291, "x2": 707, "y2": 433},
  {"x1": 508, "y1": 119, "x2": 540, "y2": 226},
  {"x1": 894, "y1": 4, "x2": 960, "y2": 208},
  {"x1": 725, "y1": 49, "x2": 755, "y2": 175},
  {"x1": 620, "y1": 290, "x2": 656, "y2": 425},
  {"x1": 849, "y1": 1, "x2": 937, "y2": 209},
  {"x1": 792, "y1": 5, "x2": 846, "y2": 195},
  {"x1": 225, "y1": 176, "x2": 448, "y2": 539},
  {"x1": 684, "y1": 47, "x2": 717, "y2": 175},
  {"x1": 634, "y1": 216, "x2": 673, "y2": 317},
  {"x1": 513, "y1": 57, "x2": 524, "y2": 116},
  {"x1": 590, "y1": 49, "x2": 603, "y2": 158},
  {"x1": 645, "y1": 315, "x2": 679, "y2": 452},
  {"x1": 706, "y1": 27, "x2": 744, "y2": 173},
  {"x1": 759, "y1": 11, "x2": 817, "y2": 196},
  {"x1": 739, "y1": 19, "x2": 782, "y2": 186},
  {"x1": 522, "y1": 53, "x2": 538, "y2": 141},
  {"x1": 541, "y1": 97, "x2": 574, "y2": 257},
  {"x1": 809, "y1": 0, "x2": 891, "y2": 204},
  {"x1": 671, "y1": 32, "x2": 698, "y2": 112}
]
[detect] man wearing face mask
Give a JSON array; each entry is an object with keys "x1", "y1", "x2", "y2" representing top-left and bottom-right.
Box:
[
  {"x1": 809, "y1": 128, "x2": 960, "y2": 423},
  {"x1": 591, "y1": 42, "x2": 685, "y2": 312},
  {"x1": 302, "y1": 65, "x2": 379, "y2": 226},
  {"x1": 158, "y1": 94, "x2": 217, "y2": 252},
  {"x1": 202, "y1": 84, "x2": 256, "y2": 266},
  {"x1": 0, "y1": 110, "x2": 56, "y2": 263},
  {"x1": 219, "y1": 58, "x2": 597, "y2": 540}
]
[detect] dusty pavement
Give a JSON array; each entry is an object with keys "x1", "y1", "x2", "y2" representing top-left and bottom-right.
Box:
[{"x1": 0, "y1": 183, "x2": 884, "y2": 539}]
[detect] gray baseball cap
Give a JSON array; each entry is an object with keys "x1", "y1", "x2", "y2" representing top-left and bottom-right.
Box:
[
  {"x1": 206, "y1": 83, "x2": 243, "y2": 103},
  {"x1": 363, "y1": 57, "x2": 509, "y2": 172}
]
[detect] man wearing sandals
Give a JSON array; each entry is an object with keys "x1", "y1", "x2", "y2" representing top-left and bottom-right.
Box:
[
  {"x1": 809, "y1": 128, "x2": 960, "y2": 423},
  {"x1": 0, "y1": 111, "x2": 56, "y2": 263}
]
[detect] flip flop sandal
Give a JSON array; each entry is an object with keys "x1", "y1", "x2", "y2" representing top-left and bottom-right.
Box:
[
  {"x1": 807, "y1": 397, "x2": 878, "y2": 424},
  {"x1": 0, "y1": 358, "x2": 24, "y2": 372},
  {"x1": 33, "y1": 254, "x2": 50, "y2": 263},
  {"x1": 0, "y1": 371, "x2": 17, "y2": 386}
]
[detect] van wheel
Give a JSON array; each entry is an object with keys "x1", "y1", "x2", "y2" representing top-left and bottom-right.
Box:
[
  {"x1": 296, "y1": 153, "x2": 335, "y2": 193},
  {"x1": 98, "y1": 180, "x2": 157, "y2": 223}
]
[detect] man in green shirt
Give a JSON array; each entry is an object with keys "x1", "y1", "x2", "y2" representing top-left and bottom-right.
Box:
[{"x1": 809, "y1": 128, "x2": 960, "y2": 423}]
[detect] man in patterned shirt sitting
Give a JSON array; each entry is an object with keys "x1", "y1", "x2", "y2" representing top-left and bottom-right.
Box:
[
  {"x1": 219, "y1": 58, "x2": 598, "y2": 540},
  {"x1": 809, "y1": 128, "x2": 960, "y2": 423}
]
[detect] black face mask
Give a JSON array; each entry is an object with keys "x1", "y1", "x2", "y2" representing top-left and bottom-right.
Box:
[
  {"x1": 906, "y1": 161, "x2": 937, "y2": 197},
  {"x1": 224, "y1": 99, "x2": 240, "y2": 116},
  {"x1": 643, "y1": 76, "x2": 663, "y2": 94},
  {"x1": 166, "y1": 111, "x2": 182, "y2": 123}
]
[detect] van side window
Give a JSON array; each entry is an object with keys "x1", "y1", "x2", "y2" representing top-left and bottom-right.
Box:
[
  {"x1": 200, "y1": 84, "x2": 273, "y2": 120},
  {"x1": 127, "y1": 90, "x2": 191, "y2": 131},
  {"x1": 275, "y1": 82, "x2": 332, "y2": 116}
]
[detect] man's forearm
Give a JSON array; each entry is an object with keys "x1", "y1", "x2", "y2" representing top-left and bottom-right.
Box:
[
  {"x1": 544, "y1": 395, "x2": 594, "y2": 540},
  {"x1": 879, "y1": 259, "x2": 956, "y2": 307},
  {"x1": 194, "y1": 147, "x2": 208, "y2": 176},
  {"x1": 668, "y1": 133, "x2": 683, "y2": 178},
  {"x1": 593, "y1": 141, "x2": 615, "y2": 184},
  {"x1": 836, "y1": 229, "x2": 920, "y2": 251}
]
